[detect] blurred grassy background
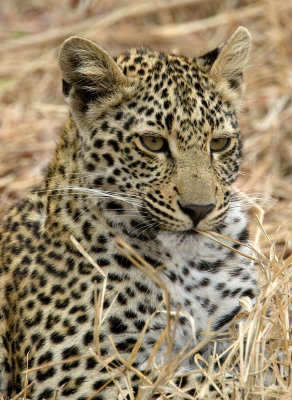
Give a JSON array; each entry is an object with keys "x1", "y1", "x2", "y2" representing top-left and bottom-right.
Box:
[
  {"x1": 0, "y1": 2, "x2": 291, "y2": 398},
  {"x1": 0, "y1": 0, "x2": 291, "y2": 257}
]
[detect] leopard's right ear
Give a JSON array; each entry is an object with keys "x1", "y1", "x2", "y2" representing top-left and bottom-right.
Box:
[
  {"x1": 197, "y1": 27, "x2": 251, "y2": 98},
  {"x1": 58, "y1": 37, "x2": 127, "y2": 114}
]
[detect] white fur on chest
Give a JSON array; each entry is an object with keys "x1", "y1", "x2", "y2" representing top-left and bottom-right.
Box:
[{"x1": 157, "y1": 205, "x2": 256, "y2": 338}]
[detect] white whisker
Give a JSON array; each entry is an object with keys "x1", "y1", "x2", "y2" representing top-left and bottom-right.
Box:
[{"x1": 42, "y1": 186, "x2": 144, "y2": 208}]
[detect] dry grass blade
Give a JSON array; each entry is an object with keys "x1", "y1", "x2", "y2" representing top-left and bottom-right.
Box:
[
  {"x1": 150, "y1": 3, "x2": 266, "y2": 37},
  {"x1": 10, "y1": 382, "x2": 35, "y2": 400},
  {"x1": 22, "y1": 355, "x2": 90, "y2": 374},
  {"x1": 150, "y1": 0, "x2": 292, "y2": 38},
  {"x1": 194, "y1": 228, "x2": 259, "y2": 262},
  {"x1": 114, "y1": 239, "x2": 172, "y2": 356},
  {"x1": 70, "y1": 234, "x2": 106, "y2": 277}
]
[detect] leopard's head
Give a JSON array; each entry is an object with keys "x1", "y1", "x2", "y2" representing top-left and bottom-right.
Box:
[{"x1": 58, "y1": 27, "x2": 251, "y2": 232}]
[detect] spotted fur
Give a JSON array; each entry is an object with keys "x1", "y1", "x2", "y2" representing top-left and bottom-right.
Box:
[{"x1": 0, "y1": 27, "x2": 256, "y2": 399}]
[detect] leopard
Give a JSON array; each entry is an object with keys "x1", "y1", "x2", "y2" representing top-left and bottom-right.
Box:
[{"x1": 0, "y1": 27, "x2": 257, "y2": 400}]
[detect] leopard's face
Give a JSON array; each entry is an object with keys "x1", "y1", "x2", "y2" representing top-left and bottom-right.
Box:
[{"x1": 59, "y1": 34, "x2": 249, "y2": 232}]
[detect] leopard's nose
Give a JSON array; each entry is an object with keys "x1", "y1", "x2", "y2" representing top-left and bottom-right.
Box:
[{"x1": 180, "y1": 203, "x2": 216, "y2": 226}]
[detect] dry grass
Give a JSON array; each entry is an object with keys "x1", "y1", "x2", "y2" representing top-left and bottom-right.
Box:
[{"x1": 0, "y1": 0, "x2": 291, "y2": 399}]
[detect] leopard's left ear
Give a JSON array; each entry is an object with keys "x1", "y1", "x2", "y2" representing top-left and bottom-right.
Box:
[
  {"x1": 197, "y1": 27, "x2": 251, "y2": 96},
  {"x1": 58, "y1": 36, "x2": 127, "y2": 115}
]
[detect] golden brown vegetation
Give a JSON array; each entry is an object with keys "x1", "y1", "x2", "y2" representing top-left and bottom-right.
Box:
[{"x1": 0, "y1": 1, "x2": 291, "y2": 399}]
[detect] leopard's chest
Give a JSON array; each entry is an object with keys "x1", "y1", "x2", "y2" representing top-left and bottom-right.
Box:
[
  {"x1": 130, "y1": 227, "x2": 256, "y2": 370},
  {"x1": 160, "y1": 246, "x2": 254, "y2": 330},
  {"x1": 153, "y1": 209, "x2": 257, "y2": 355}
]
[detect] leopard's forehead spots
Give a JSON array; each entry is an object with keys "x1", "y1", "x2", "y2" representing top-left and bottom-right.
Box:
[{"x1": 116, "y1": 48, "x2": 238, "y2": 152}]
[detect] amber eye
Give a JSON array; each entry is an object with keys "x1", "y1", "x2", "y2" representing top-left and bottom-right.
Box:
[
  {"x1": 140, "y1": 136, "x2": 166, "y2": 152},
  {"x1": 210, "y1": 137, "x2": 231, "y2": 152}
]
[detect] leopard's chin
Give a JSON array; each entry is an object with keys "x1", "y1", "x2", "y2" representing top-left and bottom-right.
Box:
[
  {"x1": 159, "y1": 228, "x2": 199, "y2": 240},
  {"x1": 175, "y1": 229, "x2": 199, "y2": 238},
  {"x1": 157, "y1": 220, "x2": 226, "y2": 252},
  {"x1": 157, "y1": 228, "x2": 202, "y2": 254}
]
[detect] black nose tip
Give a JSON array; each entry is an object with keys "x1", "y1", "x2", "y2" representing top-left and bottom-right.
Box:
[{"x1": 180, "y1": 203, "x2": 215, "y2": 226}]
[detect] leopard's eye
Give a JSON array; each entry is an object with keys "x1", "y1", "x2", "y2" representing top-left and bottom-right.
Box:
[
  {"x1": 140, "y1": 136, "x2": 166, "y2": 152},
  {"x1": 210, "y1": 137, "x2": 231, "y2": 152}
]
